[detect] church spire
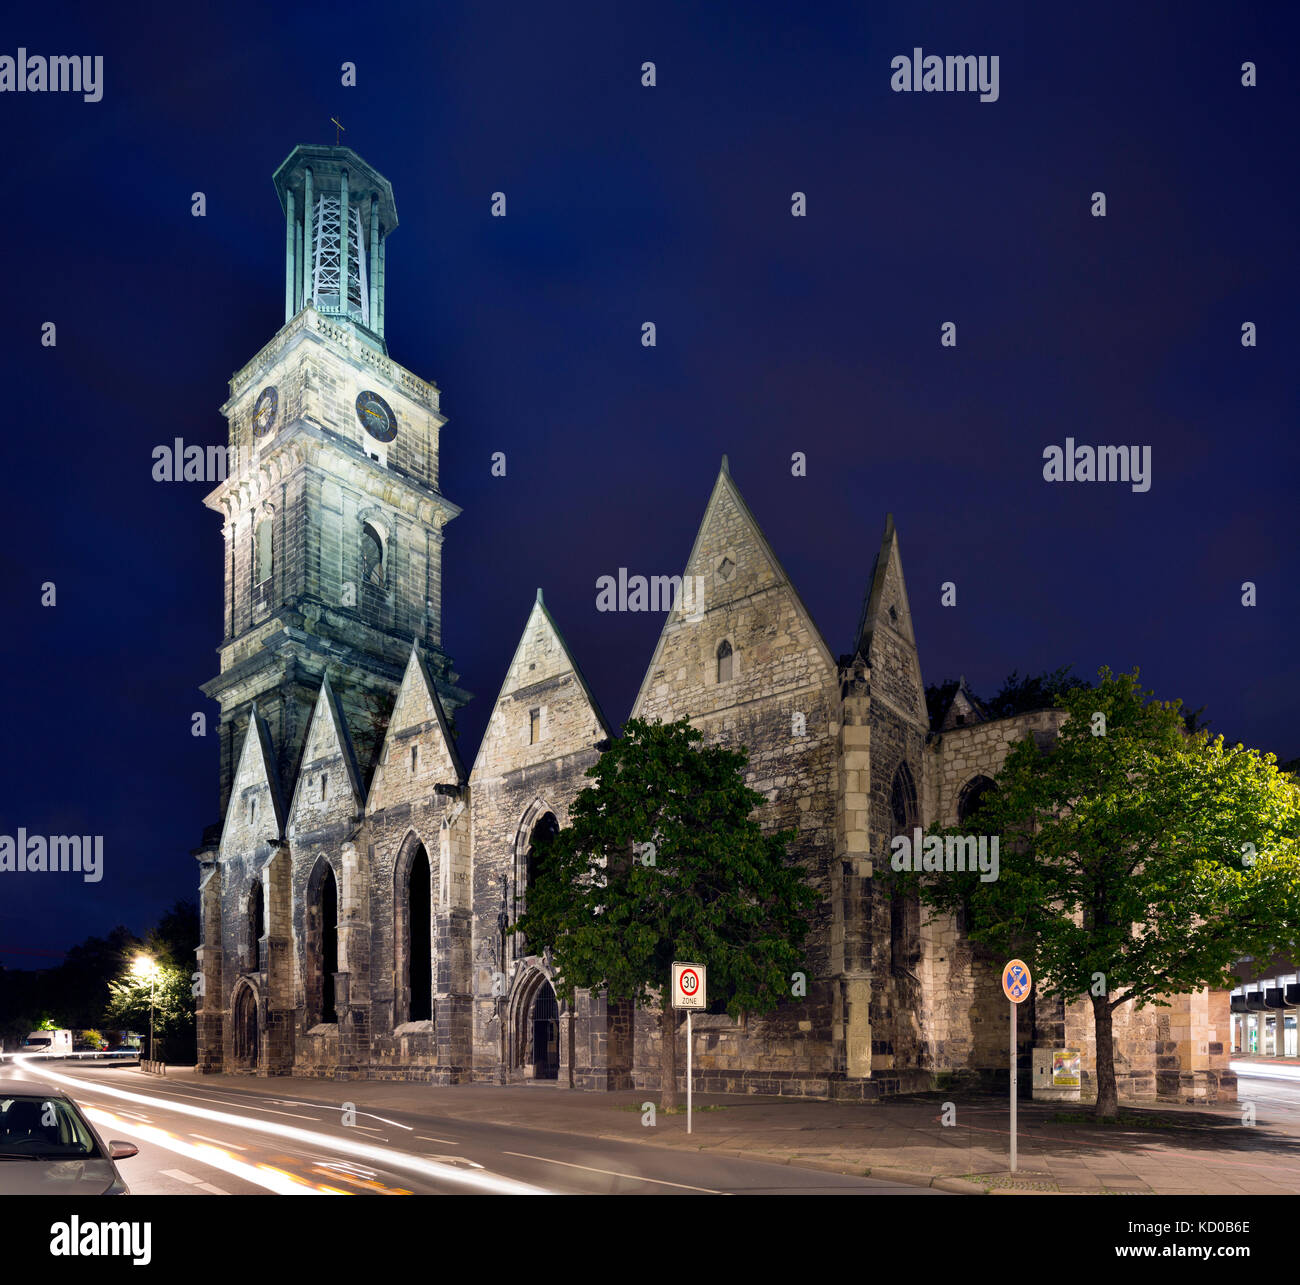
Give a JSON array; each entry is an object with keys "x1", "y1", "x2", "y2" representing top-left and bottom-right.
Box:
[{"x1": 272, "y1": 144, "x2": 398, "y2": 349}]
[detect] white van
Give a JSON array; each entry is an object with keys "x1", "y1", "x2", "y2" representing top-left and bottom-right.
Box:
[{"x1": 20, "y1": 1029, "x2": 73, "y2": 1057}]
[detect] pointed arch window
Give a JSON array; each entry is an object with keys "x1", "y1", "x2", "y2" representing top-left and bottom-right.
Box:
[
  {"x1": 889, "y1": 761, "x2": 921, "y2": 969},
  {"x1": 247, "y1": 879, "x2": 265, "y2": 972},
  {"x1": 515, "y1": 812, "x2": 558, "y2": 956},
  {"x1": 405, "y1": 845, "x2": 432, "y2": 1022},
  {"x1": 958, "y1": 775, "x2": 997, "y2": 825},
  {"x1": 890, "y1": 761, "x2": 918, "y2": 833},
  {"x1": 254, "y1": 518, "x2": 273, "y2": 585},
  {"x1": 361, "y1": 523, "x2": 384, "y2": 587},
  {"x1": 306, "y1": 862, "x2": 339, "y2": 1026},
  {"x1": 716, "y1": 639, "x2": 734, "y2": 683}
]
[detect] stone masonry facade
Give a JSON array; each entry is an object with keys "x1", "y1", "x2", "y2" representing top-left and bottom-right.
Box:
[
  {"x1": 195, "y1": 453, "x2": 1234, "y2": 1104},
  {"x1": 194, "y1": 144, "x2": 1233, "y2": 1105}
]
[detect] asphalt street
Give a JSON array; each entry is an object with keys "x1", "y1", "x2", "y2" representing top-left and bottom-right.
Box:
[{"x1": 0, "y1": 1056, "x2": 942, "y2": 1196}]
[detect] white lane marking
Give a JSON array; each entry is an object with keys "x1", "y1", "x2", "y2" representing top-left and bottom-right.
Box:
[
  {"x1": 190, "y1": 1133, "x2": 246, "y2": 1151},
  {"x1": 20, "y1": 1058, "x2": 547, "y2": 1196},
  {"x1": 267, "y1": 1099, "x2": 415, "y2": 1131},
  {"x1": 235, "y1": 1106, "x2": 318, "y2": 1120},
  {"x1": 98, "y1": 1081, "x2": 328, "y2": 1120},
  {"x1": 502, "y1": 1151, "x2": 724, "y2": 1193},
  {"x1": 82, "y1": 1107, "x2": 326, "y2": 1196},
  {"x1": 415, "y1": 1135, "x2": 460, "y2": 1144},
  {"x1": 91, "y1": 1078, "x2": 413, "y2": 1133},
  {"x1": 196, "y1": 1182, "x2": 228, "y2": 1194},
  {"x1": 160, "y1": 1168, "x2": 200, "y2": 1184}
]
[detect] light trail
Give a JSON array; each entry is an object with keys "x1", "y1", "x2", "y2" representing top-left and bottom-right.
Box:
[
  {"x1": 82, "y1": 1107, "x2": 329, "y2": 1195},
  {"x1": 16, "y1": 1056, "x2": 548, "y2": 1195}
]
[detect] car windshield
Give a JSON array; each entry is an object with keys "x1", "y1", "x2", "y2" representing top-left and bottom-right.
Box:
[{"x1": 0, "y1": 1096, "x2": 103, "y2": 1159}]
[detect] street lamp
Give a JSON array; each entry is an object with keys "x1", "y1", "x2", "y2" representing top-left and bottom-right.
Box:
[{"x1": 132, "y1": 955, "x2": 157, "y2": 1063}]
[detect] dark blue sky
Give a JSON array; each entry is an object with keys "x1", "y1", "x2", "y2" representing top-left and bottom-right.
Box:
[{"x1": 1, "y1": 0, "x2": 1295, "y2": 965}]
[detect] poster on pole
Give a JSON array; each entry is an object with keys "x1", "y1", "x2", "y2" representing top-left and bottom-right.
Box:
[{"x1": 672, "y1": 962, "x2": 706, "y2": 1010}]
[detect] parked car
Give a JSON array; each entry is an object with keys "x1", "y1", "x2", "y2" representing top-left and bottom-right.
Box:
[
  {"x1": 0, "y1": 1081, "x2": 138, "y2": 1194},
  {"x1": 106, "y1": 1046, "x2": 139, "y2": 1057}
]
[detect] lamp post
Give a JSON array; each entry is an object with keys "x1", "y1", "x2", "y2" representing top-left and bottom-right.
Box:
[{"x1": 133, "y1": 955, "x2": 157, "y2": 1064}]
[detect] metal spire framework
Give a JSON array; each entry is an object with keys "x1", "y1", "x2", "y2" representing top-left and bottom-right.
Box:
[{"x1": 272, "y1": 143, "x2": 397, "y2": 349}]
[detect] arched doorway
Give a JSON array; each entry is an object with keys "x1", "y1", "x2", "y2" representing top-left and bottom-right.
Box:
[
  {"x1": 233, "y1": 983, "x2": 259, "y2": 1069},
  {"x1": 532, "y1": 981, "x2": 559, "y2": 1081}
]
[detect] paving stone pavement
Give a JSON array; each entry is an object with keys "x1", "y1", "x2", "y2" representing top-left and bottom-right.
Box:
[{"x1": 148, "y1": 1068, "x2": 1300, "y2": 1195}]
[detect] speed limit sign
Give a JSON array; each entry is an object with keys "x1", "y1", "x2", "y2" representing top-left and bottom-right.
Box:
[{"x1": 673, "y1": 961, "x2": 706, "y2": 1010}]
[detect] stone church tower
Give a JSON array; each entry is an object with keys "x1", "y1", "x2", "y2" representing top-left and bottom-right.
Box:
[
  {"x1": 194, "y1": 143, "x2": 1234, "y2": 1106},
  {"x1": 199, "y1": 144, "x2": 468, "y2": 817}
]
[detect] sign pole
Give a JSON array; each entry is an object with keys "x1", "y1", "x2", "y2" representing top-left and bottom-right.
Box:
[
  {"x1": 1010, "y1": 999, "x2": 1017, "y2": 1173},
  {"x1": 687, "y1": 1009, "x2": 693, "y2": 1135},
  {"x1": 672, "y1": 961, "x2": 705, "y2": 1138},
  {"x1": 1001, "y1": 958, "x2": 1030, "y2": 1176}
]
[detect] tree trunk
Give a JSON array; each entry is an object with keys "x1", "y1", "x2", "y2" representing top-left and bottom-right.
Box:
[
  {"x1": 660, "y1": 1002, "x2": 678, "y2": 1111},
  {"x1": 1091, "y1": 992, "x2": 1119, "y2": 1118}
]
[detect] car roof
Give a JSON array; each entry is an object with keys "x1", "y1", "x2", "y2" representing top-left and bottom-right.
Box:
[{"x1": 0, "y1": 1079, "x2": 72, "y2": 1099}]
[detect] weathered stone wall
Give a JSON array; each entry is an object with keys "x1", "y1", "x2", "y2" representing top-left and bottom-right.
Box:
[
  {"x1": 363, "y1": 648, "x2": 470, "y2": 1080},
  {"x1": 857, "y1": 521, "x2": 931, "y2": 1091},
  {"x1": 205, "y1": 308, "x2": 462, "y2": 813},
  {"x1": 917, "y1": 710, "x2": 1068, "y2": 1080},
  {"x1": 468, "y1": 596, "x2": 613, "y2": 1085},
  {"x1": 213, "y1": 715, "x2": 283, "y2": 1074},
  {"x1": 629, "y1": 470, "x2": 841, "y2": 1092},
  {"x1": 202, "y1": 440, "x2": 1233, "y2": 1101}
]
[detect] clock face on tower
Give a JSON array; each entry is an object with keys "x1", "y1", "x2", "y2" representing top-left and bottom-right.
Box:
[
  {"x1": 356, "y1": 390, "x2": 398, "y2": 442},
  {"x1": 252, "y1": 386, "x2": 278, "y2": 437}
]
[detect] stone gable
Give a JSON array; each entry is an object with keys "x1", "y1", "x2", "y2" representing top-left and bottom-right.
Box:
[
  {"x1": 367, "y1": 645, "x2": 464, "y2": 813},
  {"x1": 286, "y1": 679, "x2": 364, "y2": 840},
  {"x1": 470, "y1": 594, "x2": 610, "y2": 785}
]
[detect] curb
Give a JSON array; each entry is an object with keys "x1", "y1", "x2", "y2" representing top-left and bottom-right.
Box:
[{"x1": 594, "y1": 1131, "x2": 963, "y2": 1193}]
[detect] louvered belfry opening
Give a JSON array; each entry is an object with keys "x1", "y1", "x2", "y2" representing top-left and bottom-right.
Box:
[{"x1": 273, "y1": 144, "x2": 397, "y2": 344}]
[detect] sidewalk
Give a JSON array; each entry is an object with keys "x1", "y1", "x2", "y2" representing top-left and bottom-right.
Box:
[{"x1": 141, "y1": 1068, "x2": 1300, "y2": 1195}]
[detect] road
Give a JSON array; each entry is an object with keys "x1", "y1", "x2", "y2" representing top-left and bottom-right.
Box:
[
  {"x1": 1231, "y1": 1060, "x2": 1300, "y2": 1125},
  {"x1": 0, "y1": 1056, "x2": 941, "y2": 1196}
]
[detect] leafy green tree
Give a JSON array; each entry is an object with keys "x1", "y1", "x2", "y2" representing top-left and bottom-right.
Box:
[
  {"x1": 983, "y1": 666, "x2": 1091, "y2": 720},
  {"x1": 514, "y1": 718, "x2": 819, "y2": 1109},
  {"x1": 909, "y1": 668, "x2": 1300, "y2": 1117},
  {"x1": 105, "y1": 961, "x2": 194, "y2": 1062},
  {"x1": 103, "y1": 899, "x2": 199, "y2": 1062}
]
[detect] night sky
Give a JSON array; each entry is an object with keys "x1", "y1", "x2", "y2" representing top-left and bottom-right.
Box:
[{"x1": 1, "y1": 1, "x2": 1295, "y2": 966}]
